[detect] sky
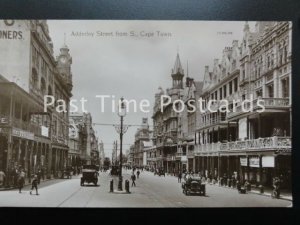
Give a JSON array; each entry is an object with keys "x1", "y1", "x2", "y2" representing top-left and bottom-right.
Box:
[{"x1": 47, "y1": 20, "x2": 255, "y2": 159}]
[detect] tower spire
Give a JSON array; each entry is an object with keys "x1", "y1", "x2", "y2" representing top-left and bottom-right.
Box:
[{"x1": 172, "y1": 53, "x2": 184, "y2": 75}]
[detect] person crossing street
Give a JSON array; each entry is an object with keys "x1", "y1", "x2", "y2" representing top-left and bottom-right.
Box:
[
  {"x1": 178, "y1": 172, "x2": 182, "y2": 183},
  {"x1": 131, "y1": 173, "x2": 136, "y2": 187}
]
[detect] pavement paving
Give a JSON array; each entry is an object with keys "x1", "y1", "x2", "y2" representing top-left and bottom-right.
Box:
[{"x1": 0, "y1": 170, "x2": 293, "y2": 207}]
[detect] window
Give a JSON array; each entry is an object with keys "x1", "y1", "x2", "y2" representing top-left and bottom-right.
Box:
[
  {"x1": 282, "y1": 78, "x2": 289, "y2": 98},
  {"x1": 256, "y1": 89, "x2": 262, "y2": 98},
  {"x1": 31, "y1": 69, "x2": 38, "y2": 89},
  {"x1": 267, "y1": 84, "x2": 274, "y2": 98},
  {"x1": 223, "y1": 85, "x2": 227, "y2": 98},
  {"x1": 219, "y1": 87, "x2": 223, "y2": 99},
  {"x1": 229, "y1": 81, "x2": 233, "y2": 95},
  {"x1": 234, "y1": 78, "x2": 238, "y2": 92}
]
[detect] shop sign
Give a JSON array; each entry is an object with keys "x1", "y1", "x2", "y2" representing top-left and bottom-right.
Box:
[
  {"x1": 262, "y1": 156, "x2": 275, "y2": 167},
  {"x1": 0, "y1": 117, "x2": 9, "y2": 124},
  {"x1": 12, "y1": 128, "x2": 34, "y2": 140},
  {"x1": 249, "y1": 157, "x2": 260, "y2": 168},
  {"x1": 181, "y1": 156, "x2": 187, "y2": 162},
  {"x1": 41, "y1": 126, "x2": 49, "y2": 137},
  {"x1": 240, "y1": 157, "x2": 248, "y2": 166}
]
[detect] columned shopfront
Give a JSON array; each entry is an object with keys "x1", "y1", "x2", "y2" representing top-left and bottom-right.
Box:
[
  {"x1": 0, "y1": 126, "x2": 52, "y2": 184},
  {"x1": 51, "y1": 144, "x2": 68, "y2": 176},
  {"x1": 238, "y1": 151, "x2": 291, "y2": 189}
]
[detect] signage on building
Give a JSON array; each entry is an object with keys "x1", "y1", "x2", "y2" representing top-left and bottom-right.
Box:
[
  {"x1": 262, "y1": 156, "x2": 275, "y2": 167},
  {"x1": 41, "y1": 126, "x2": 49, "y2": 137},
  {"x1": 240, "y1": 157, "x2": 248, "y2": 166},
  {"x1": 12, "y1": 128, "x2": 34, "y2": 140},
  {"x1": 0, "y1": 117, "x2": 9, "y2": 124},
  {"x1": 181, "y1": 156, "x2": 187, "y2": 162},
  {"x1": 249, "y1": 157, "x2": 260, "y2": 168}
]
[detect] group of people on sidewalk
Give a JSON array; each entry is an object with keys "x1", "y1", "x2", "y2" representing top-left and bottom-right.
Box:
[{"x1": 0, "y1": 167, "x2": 41, "y2": 195}]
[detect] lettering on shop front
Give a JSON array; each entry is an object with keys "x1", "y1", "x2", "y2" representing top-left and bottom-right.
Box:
[
  {"x1": 249, "y1": 157, "x2": 260, "y2": 167},
  {"x1": 0, "y1": 117, "x2": 8, "y2": 124},
  {"x1": 12, "y1": 128, "x2": 34, "y2": 140}
]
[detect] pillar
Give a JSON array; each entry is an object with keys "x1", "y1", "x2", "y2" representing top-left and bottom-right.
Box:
[
  {"x1": 259, "y1": 155, "x2": 262, "y2": 184},
  {"x1": 227, "y1": 122, "x2": 230, "y2": 141},
  {"x1": 202, "y1": 156, "x2": 205, "y2": 176},
  {"x1": 218, "y1": 154, "x2": 221, "y2": 181},
  {"x1": 258, "y1": 114, "x2": 262, "y2": 138},
  {"x1": 24, "y1": 140, "x2": 28, "y2": 175},
  {"x1": 246, "y1": 116, "x2": 249, "y2": 139}
]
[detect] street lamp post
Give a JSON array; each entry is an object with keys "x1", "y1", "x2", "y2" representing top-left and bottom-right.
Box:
[{"x1": 114, "y1": 97, "x2": 129, "y2": 191}]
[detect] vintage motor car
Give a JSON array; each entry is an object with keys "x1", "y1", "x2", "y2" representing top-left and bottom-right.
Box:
[
  {"x1": 181, "y1": 176, "x2": 206, "y2": 196},
  {"x1": 154, "y1": 169, "x2": 165, "y2": 177},
  {"x1": 80, "y1": 165, "x2": 99, "y2": 186}
]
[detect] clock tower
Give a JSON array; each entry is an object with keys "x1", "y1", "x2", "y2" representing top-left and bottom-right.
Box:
[{"x1": 57, "y1": 42, "x2": 73, "y2": 90}]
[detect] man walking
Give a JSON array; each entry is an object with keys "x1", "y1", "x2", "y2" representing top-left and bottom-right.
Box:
[
  {"x1": 18, "y1": 169, "x2": 25, "y2": 193},
  {"x1": 178, "y1": 172, "x2": 182, "y2": 183},
  {"x1": 131, "y1": 173, "x2": 136, "y2": 187},
  {"x1": 30, "y1": 175, "x2": 39, "y2": 195},
  {"x1": 137, "y1": 170, "x2": 140, "y2": 179}
]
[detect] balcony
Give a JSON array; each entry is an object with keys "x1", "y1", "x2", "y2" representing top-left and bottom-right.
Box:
[
  {"x1": 194, "y1": 142, "x2": 221, "y2": 154},
  {"x1": 12, "y1": 118, "x2": 42, "y2": 135},
  {"x1": 199, "y1": 116, "x2": 226, "y2": 129},
  {"x1": 227, "y1": 98, "x2": 290, "y2": 119},
  {"x1": 220, "y1": 136, "x2": 291, "y2": 152},
  {"x1": 254, "y1": 98, "x2": 290, "y2": 109}
]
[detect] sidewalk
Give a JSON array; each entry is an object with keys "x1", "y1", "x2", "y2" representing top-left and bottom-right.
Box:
[
  {"x1": 162, "y1": 172, "x2": 293, "y2": 202},
  {"x1": 0, "y1": 174, "x2": 67, "y2": 191}
]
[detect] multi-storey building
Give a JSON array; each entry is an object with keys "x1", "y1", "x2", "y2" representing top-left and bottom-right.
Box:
[
  {"x1": 68, "y1": 112, "x2": 98, "y2": 165},
  {"x1": 193, "y1": 21, "x2": 292, "y2": 189},
  {"x1": 177, "y1": 77, "x2": 203, "y2": 173},
  {"x1": 0, "y1": 20, "x2": 72, "y2": 182},
  {"x1": 133, "y1": 118, "x2": 150, "y2": 167},
  {"x1": 99, "y1": 141, "x2": 105, "y2": 168},
  {"x1": 151, "y1": 54, "x2": 186, "y2": 173},
  {"x1": 128, "y1": 145, "x2": 134, "y2": 167}
]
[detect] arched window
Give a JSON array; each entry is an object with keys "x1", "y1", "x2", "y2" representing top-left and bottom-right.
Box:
[
  {"x1": 31, "y1": 68, "x2": 38, "y2": 89},
  {"x1": 41, "y1": 77, "x2": 46, "y2": 95}
]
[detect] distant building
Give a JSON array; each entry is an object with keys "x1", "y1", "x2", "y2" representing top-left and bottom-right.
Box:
[
  {"x1": 69, "y1": 112, "x2": 98, "y2": 165},
  {"x1": 133, "y1": 118, "x2": 150, "y2": 167}
]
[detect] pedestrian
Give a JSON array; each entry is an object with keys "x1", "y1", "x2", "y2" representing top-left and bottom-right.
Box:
[
  {"x1": 18, "y1": 169, "x2": 26, "y2": 193},
  {"x1": 137, "y1": 170, "x2": 140, "y2": 179},
  {"x1": 0, "y1": 170, "x2": 5, "y2": 187},
  {"x1": 30, "y1": 175, "x2": 39, "y2": 195},
  {"x1": 131, "y1": 173, "x2": 136, "y2": 187},
  {"x1": 178, "y1": 172, "x2": 182, "y2": 183}
]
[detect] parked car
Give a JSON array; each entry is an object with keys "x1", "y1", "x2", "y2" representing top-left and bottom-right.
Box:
[
  {"x1": 182, "y1": 176, "x2": 205, "y2": 196},
  {"x1": 154, "y1": 169, "x2": 165, "y2": 177},
  {"x1": 80, "y1": 165, "x2": 99, "y2": 186}
]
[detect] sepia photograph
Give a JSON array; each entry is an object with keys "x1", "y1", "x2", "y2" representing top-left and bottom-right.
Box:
[{"x1": 0, "y1": 20, "x2": 292, "y2": 207}]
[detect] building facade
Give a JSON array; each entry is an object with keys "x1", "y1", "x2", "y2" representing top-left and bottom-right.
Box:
[
  {"x1": 133, "y1": 118, "x2": 150, "y2": 167},
  {"x1": 192, "y1": 21, "x2": 292, "y2": 189},
  {"x1": 68, "y1": 112, "x2": 99, "y2": 166},
  {"x1": 0, "y1": 20, "x2": 72, "y2": 183}
]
